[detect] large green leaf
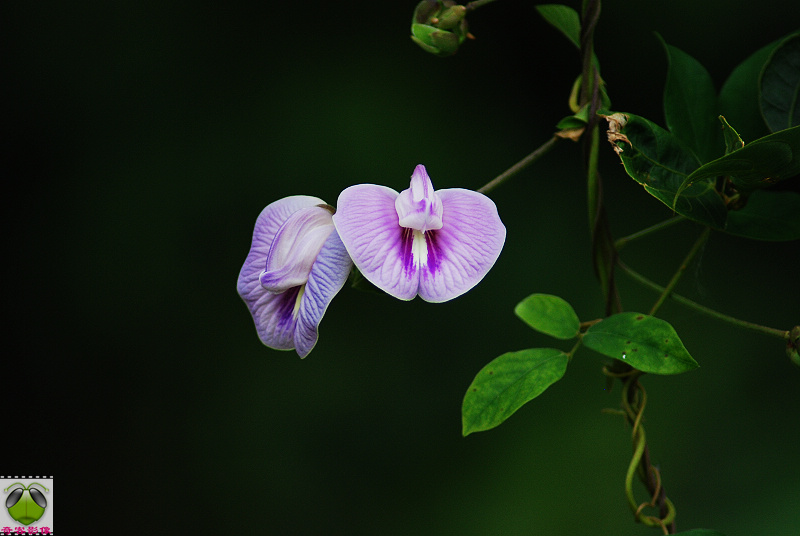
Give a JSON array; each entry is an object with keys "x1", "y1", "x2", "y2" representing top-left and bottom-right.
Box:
[
  {"x1": 678, "y1": 125, "x2": 800, "y2": 195},
  {"x1": 720, "y1": 116, "x2": 744, "y2": 154},
  {"x1": 535, "y1": 4, "x2": 581, "y2": 49},
  {"x1": 659, "y1": 35, "x2": 722, "y2": 163},
  {"x1": 582, "y1": 313, "x2": 698, "y2": 375},
  {"x1": 760, "y1": 32, "x2": 800, "y2": 132},
  {"x1": 462, "y1": 348, "x2": 568, "y2": 436},
  {"x1": 607, "y1": 112, "x2": 800, "y2": 240},
  {"x1": 606, "y1": 113, "x2": 726, "y2": 229},
  {"x1": 719, "y1": 38, "x2": 781, "y2": 142},
  {"x1": 514, "y1": 294, "x2": 580, "y2": 340}
]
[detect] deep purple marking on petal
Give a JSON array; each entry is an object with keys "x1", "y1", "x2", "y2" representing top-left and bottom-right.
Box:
[
  {"x1": 416, "y1": 188, "x2": 506, "y2": 303},
  {"x1": 237, "y1": 196, "x2": 326, "y2": 351},
  {"x1": 274, "y1": 286, "x2": 301, "y2": 330},
  {"x1": 424, "y1": 230, "x2": 441, "y2": 276},
  {"x1": 333, "y1": 184, "x2": 420, "y2": 301},
  {"x1": 400, "y1": 227, "x2": 415, "y2": 276},
  {"x1": 238, "y1": 195, "x2": 353, "y2": 357},
  {"x1": 334, "y1": 170, "x2": 507, "y2": 303}
]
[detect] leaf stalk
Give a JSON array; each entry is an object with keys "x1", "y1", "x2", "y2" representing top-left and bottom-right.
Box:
[
  {"x1": 477, "y1": 136, "x2": 560, "y2": 194},
  {"x1": 618, "y1": 259, "x2": 790, "y2": 341},
  {"x1": 649, "y1": 226, "x2": 711, "y2": 316}
]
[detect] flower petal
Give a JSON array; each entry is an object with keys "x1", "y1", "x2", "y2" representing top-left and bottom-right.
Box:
[
  {"x1": 260, "y1": 205, "x2": 335, "y2": 292},
  {"x1": 333, "y1": 184, "x2": 420, "y2": 300},
  {"x1": 294, "y1": 230, "x2": 353, "y2": 357},
  {"x1": 416, "y1": 188, "x2": 506, "y2": 302},
  {"x1": 237, "y1": 195, "x2": 326, "y2": 350},
  {"x1": 244, "y1": 286, "x2": 303, "y2": 350},
  {"x1": 249, "y1": 196, "x2": 328, "y2": 257},
  {"x1": 395, "y1": 164, "x2": 443, "y2": 232}
]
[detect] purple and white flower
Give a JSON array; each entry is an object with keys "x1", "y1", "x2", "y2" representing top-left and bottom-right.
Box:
[
  {"x1": 237, "y1": 196, "x2": 352, "y2": 357},
  {"x1": 333, "y1": 164, "x2": 506, "y2": 302}
]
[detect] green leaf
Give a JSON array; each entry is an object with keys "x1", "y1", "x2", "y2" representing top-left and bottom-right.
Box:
[
  {"x1": 582, "y1": 313, "x2": 698, "y2": 374},
  {"x1": 515, "y1": 294, "x2": 580, "y2": 340},
  {"x1": 720, "y1": 38, "x2": 781, "y2": 142},
  {"x1": 725, "y1": 189, "x2": 800, "y2": 241},
  {"x1": 536, "y1": 5, "x2": 607, "y2": 84},
  {"x1": 605, "y1": 112, "x2": 727, "y2": 229},
  {"x1": 673, "y1": 531, "x2": 727, "y2": 536},
  {"x1": 659, "y1": 35, "x2": 722, "y2": 163},
  {"x1": 536, "y1": 4, "x2": 581, "y2": 49},
  {"x1": 462, "y1": 348, "x2": 568, "y2": 436},
  {"x1": 678, "y1": 125, "x2": 800, "y2": 196},
  {"x1": 719, "y1": 116, "x2": 744, "y2": 154},
  {"x1": 760, "y1": 32, "x2": 800, "y2": 132},
  {"x1": 556, "y1": 115, "x2": 587, "y2": 131},
  {"x1": 608, "y1": 112, "x2": 800, "y2": 241}
]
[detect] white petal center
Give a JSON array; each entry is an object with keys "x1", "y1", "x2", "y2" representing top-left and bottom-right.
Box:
[{"x1": 411, "y1": 229, "x2": 428, "y2": 270}]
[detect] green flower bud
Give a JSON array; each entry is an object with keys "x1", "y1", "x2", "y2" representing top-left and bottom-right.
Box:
[
  {"x1": 411, "y1": 24, "x2": 443, "y2": 55},
  {"x1": 413, "y1": 0, "x2": 441, "y2": 24},
  {"x1": 411, "y1": 0, "x2": 471, "y2": 57}
]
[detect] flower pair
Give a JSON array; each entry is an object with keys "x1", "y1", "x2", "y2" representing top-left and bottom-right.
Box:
[{"x1": 237, "y1": 165, "x2": 506, "y2": 357}]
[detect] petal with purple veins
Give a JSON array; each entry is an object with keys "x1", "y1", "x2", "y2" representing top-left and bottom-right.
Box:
[
  {"x1": 260, "y1": 205, "x2": 336, "y2": 292},
  {"x1": 334, "y1": 168, "x2": 506, "y2": 303},
  {"x1": 416, "y1": 188, "x2": 506, "y2": 302},
  {"x1": 294, "y1": 230, "x2": 353, "y2": 357},
  {"x1": 243, "y1": 285, "x2": 303, "y2": 351},
  {"x1": 333, "y1": 184, "x2": 421, "y2": 300},
  {"x1": 237, "y1": 196, "x2": 327, "y2": 301},
  {"x1": 246, "y1": 196, "x2": 327, "y2": 260},
  {"x1": 237, "y1": 195, "x2": 351, "y2": 356}
]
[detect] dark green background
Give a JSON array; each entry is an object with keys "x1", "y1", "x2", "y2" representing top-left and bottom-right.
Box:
[{"x1": 6, "y1": 1, "x2": 799, "y2": 534}]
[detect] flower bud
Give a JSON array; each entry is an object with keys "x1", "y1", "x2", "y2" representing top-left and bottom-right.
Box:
[{"x1": 411, "y1": 0, "x2": 470, "y2": 57}]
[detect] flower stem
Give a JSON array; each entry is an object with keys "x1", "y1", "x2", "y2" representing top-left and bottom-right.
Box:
[
  {"x1": 567, "y1": 337, "x2": 583, "y2": 360},
  {"x1": 579, "y1": 0, "x2": 620, "y2": 316},
  {"x1": 580, "y1": 3, "x2": 673, "y2": 531},
  {"x1": 477, "y1": 135, "x2": 560, "y2": 194},
  {"x1": 618, "y1": 259, "x2": 789, "y2": 340},
  {"x1": 620, "y1": 376, "x2": 676, "y2": 533},
  {"x1": 649, "y1": 226, "x2": 710, "y2": 316},
  {"x1": 615, "y1": 216, "x2": 686, "y2": 251}
]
